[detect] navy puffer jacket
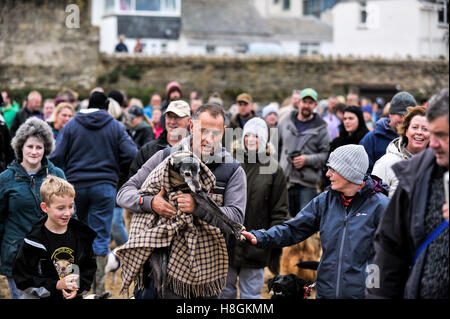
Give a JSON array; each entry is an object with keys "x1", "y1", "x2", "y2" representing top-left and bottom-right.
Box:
[{"x1": 251, "y1": 176, "x2": 390, "y2": 299}]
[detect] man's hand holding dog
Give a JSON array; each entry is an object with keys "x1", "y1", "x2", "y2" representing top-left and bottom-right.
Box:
[
  {"x1": 152, "y1": 188, "x2": 177, "y2": 218},
  {"x1": 241, "y1": 231, "x2": 258, "y2": 245},
  {"x1": 173, "y1": 193, "x2": 196, "y2": 214}
]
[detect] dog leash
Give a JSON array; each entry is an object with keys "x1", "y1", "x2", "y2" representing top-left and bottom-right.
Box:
[{"x1": 303, "y1": 282, "x2": 316, "y2": 299}]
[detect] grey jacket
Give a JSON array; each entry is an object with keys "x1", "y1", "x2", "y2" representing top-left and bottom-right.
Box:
[
  {"x1": 116, "y1": 137, "x2": 247, "y2": 225},
  {"x1": 278, "y1": 111, "x2": 330, "y2": 189}
]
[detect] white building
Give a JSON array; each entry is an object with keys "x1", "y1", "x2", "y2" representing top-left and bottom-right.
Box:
[
  {"x1": 90, "y1": 0, "x2": 333, "y2": 56},
  {"x1": 332, "y1": 0, "x2": 449, "y2": 59}
]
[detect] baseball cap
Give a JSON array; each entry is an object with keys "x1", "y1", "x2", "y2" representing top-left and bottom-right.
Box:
[
  {"x1": 300, "y1": 88, "x2": 318, "y2": 102},
  {"x1": 128, "y1": 105, "x2": 144, "y2": 119},
  {"x1": 164, "y1": 100, "x2": 191, "y2": 118},
  {"x1": 236, "y1": 93, "x2": 253, "y2": 104}
]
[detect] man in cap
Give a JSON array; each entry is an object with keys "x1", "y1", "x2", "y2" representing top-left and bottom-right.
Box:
[
  {"x1": 49, "y1": 91, "x2": 138, "y2": 296},
  {"x1": 360, "y1": 91, "x2": 417, "y2": 173},
  {"x1": 128, "y1": 100, "x2": 191, "y2": 177},
  {"x1": 128, "y1": 105, "x2": 155, "y2": 148},
  {"x1": 242, "y1": 144, "x2": 390, "y2": 298},
  {"x1": 224, "y1": 92, "x2": 256, "y2": 152},
  {"x1": 277, "y1": 88, "x2": 331, "y2": 217}
]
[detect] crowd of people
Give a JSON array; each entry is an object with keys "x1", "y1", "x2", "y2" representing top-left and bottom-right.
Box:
[{"x1": 0, "y1": 82, "x2": 448, "y2": 300}]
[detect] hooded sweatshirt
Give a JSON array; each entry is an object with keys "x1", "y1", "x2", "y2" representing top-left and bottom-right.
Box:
[
  {"x1": 49, "y1": 109, "x2": 138, "y2": 188},
  {"x1": 359, "y1": 117, "x2": 398, "y2": 173}
]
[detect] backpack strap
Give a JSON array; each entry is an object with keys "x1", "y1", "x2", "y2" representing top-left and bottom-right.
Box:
[{"x1": 411, "y1": 219, "x2": 449, "y2": 267}]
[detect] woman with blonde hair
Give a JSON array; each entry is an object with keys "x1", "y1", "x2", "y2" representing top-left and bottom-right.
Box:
[
  {"x1": 47, "y1": 102, "x2": 75, "y2": 140},
  {"x1": 372, "y1": 106, "x2": 430, "y2": 197}
]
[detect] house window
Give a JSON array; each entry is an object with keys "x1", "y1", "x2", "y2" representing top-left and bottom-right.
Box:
[
  {"x1": 360, "y1": 1, "x2": 368, "y2": 25},
  {"x1": 300, "y1": 42, "x2": 320, "y2": 56},
  {"x1": 206, "y1": 45, "x2": 216, "y2": 54},
  {"x1": 105, "y1": 0, "x2": 116, "y2": 13},
  {"x1": 438, "y1": 0, "x2": 449, "y2": 25},
  {"x1": 112, "y1": 0, "x2": 179, "y2": 13},
  {"x1": 283, "y1": 0, "x2": 290, "y2": 10}
]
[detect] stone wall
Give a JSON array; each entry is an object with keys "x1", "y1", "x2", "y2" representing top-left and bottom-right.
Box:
[
  {"x1": 0, "y1": 0, "x2": 99, "y2": 90},
  {"x1": 95, "y1": 55, "x2": 449, "y2": 105}
]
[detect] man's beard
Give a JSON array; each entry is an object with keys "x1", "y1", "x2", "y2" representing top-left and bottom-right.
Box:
[{"x1": 301, "y1": 108, "x2": 312, "y2": 118}]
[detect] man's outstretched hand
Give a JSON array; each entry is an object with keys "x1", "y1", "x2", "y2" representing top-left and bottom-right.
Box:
[{"x1": 241, "y1": 230, "x2": 257, "y2": 245}]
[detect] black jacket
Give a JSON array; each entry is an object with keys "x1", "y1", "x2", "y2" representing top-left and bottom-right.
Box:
[
  {"x1": 129, "y1": 129, "x2": 169, "y2": 178},
  {"x1": 132, "y1": 123, "x2": 155, "y2": 149},
  {"x1": 12, "y1": 216, "x2": 97, "y2": 299},
  {"x1": 228, "y1": 147, "x2": 289, "y2": 269},
  {"x1": 10, "y1": 107, "x2": 44, "y2": 138},
  {"x1": 366, "y1": 148, "x2": 440, "y2": 299},
  {"x1": 0, "y1": 120, "x2": 14, "y2": 173}
]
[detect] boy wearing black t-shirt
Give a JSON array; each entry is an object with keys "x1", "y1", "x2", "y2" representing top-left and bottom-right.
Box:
[{"x1": 13, "y1": 176, "x2": 97, "y2": 299}]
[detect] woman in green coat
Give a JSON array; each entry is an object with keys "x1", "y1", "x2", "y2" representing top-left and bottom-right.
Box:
[
  {"x1": 0, "y1": 117, "x2": 66, "y2": 298},
  {"x1": 221, "y1": 117, "x2": 289, "y2": 299}
]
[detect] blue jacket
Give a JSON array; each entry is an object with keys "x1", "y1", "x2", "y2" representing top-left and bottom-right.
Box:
[
  {"x1": 0, "y1": 159, "x2": 65, "y2": 277},
  {"x1": 251, "y1": 176, "x2": 390, "y2": 299},
  {"x1": 49, "y1": 109, "x2": 138, "y2": 188},
  {"x1": 359, "y1": 118, "x2": 398, "y2": 173}
]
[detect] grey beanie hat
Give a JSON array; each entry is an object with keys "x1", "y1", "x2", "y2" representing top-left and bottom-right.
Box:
[
  {"x1": 242, "y1": 117, "x2": 268, "y2": 152},
  {"x1": 389, "y1": 91, "x2": 417, "y2": 115},
  {"x1": 327, "y1": 144, "x2": 369, "y2": 185}
]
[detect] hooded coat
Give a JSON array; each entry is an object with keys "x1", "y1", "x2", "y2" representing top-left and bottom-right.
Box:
[
  {"x1": 0, "y1": 159, "x2": 65, "y2": 277},
  {"x1": 228, "y1": 142, "x2": 289, "y2": 269},
  {"x1": 49, "y1": 109, "x2": 138, "y2": 189},
  {"x1": 359, "y1": 117, "x2": 398, "y2": 173},
  {"x1": 277, "y1": 111, "x2": 330, "y2": 189},
  {"x1": 251, "y1": 176, "x2": 389, "y2": 299},
  {"x1": 372, "y1": 137, "x2": 412, "y2": 198},
  {"x1": 367, "y1": 148, "x2": 447, "y2": 299}
]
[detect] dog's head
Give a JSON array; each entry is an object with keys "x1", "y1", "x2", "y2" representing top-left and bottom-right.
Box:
[
  {"x1": 267, "y1": 274, "x2": 309, "y2": 299},
  {"x1": 169, "y1": 151, "x2": 202, "y2": 193}
]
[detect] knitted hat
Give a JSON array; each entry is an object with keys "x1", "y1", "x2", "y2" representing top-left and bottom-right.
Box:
[
  {"x1": 389, "y1": 91, "x2": 417, "y2": 115},
  {"x1": 88, "y1": 91, "x2": 109, "y2": 110},
  {"x1": 108, "y1": 90, "x2": 125, "y2": 107},
  {"x1": 165, "y1": 81, "x2": 182, "y2": 98},
  {"x1": 327, "y1": 144, "x2": 369, "y2": 185},
  {"x1": 242, "y1": 117, "x2": 268, "y2": 152},
  {"x1": 262, "y1": 103, "x2": 279, "y2": 118}
]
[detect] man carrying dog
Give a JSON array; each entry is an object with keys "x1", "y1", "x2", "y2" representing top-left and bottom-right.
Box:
[
  {"x1": 117, "y1": 103, "x2": 247, "y2": 299},
  {"x1": 242, "y1": 144, "x2": 390, "y2": 299}
]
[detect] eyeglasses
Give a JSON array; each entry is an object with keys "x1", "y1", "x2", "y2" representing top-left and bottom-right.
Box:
[
  {"x1": 166, "y1": 113, "x2": 183, "y2": 120},
  {"x1": 237, "y1": 101, "x2": 249, "y2": 106},
  {"x1": 327, "y1": 166, "x2": 336, "y2": 173}
]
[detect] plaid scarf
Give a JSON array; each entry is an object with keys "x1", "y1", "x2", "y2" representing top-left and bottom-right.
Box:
[{"x1": 116, "y1": 151, "x2": 229, "y2": 298}]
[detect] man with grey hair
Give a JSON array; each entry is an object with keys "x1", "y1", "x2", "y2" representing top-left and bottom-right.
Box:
[
  {"x1": 242, "y1": 144, "x2": 389, "y2": 298},
  {"x1": 10, "y1": 91, "x2": 44, "y2": 138},
  {"x1": 367, "y1": 88, "x2": 449, "y2": 299}
]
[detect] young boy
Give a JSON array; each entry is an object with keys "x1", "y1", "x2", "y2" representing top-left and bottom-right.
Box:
[{"x1": 12, "y1": 175, "x2": 97, "y2": 299}]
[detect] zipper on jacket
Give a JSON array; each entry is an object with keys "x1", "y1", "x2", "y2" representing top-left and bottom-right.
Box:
[{"x1": 335, "y1": 214, "x2": 348, "y2": 298}]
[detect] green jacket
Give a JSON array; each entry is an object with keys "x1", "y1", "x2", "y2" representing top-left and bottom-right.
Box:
[
  {"x1": 0, "y1": 101, "x2": 20, "y2": 130},
  {"x1": 0, "y1": 159, "x2": 66, "y2": 277}
]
